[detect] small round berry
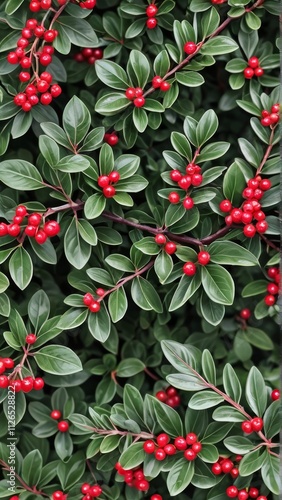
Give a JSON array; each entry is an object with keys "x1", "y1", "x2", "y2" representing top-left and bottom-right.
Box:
[
  {"x1": 10, "y1": 380, "x2": 22, "y2": 392},
  {"x1": 248, "y1": 56, "x2": 259, "y2": 68},
  {"x1": 19, "y1": 71, "x2": 31, "y2": 82},
  {"x1": 105, "y1": 133, "x2": 119, "y2": 146},
  {"x1": 254, "y1": 67, "x2": 264, "y2": 77},
  {"x1": 143, "y1": 440, "x2": 155, "y2": 453},
  {"x1": 97, "y1": 175, "x2": 110, "y2": 188},
  {"x1": 146, "y1": 4, "x2": 158, "y2": 17},
  {"x1": 271, "y1": 388, "x2": 280, "y2": 401},
  {"x1": 267, "y1": 267, "x2": 279, "y2": 278},
  {"x1": 183, "y1": 197, "x2": 194, "y2": 209},
  {"x1": 96, "y1": 288, "x2": 105, "y2": 297},
  {"x1": 7, "y1": 224, "x2": 21, "y2": 237},
  {"x1": 33, "y1": 377, "x2": 45, "y2": 390},
  {"x1": 152, "y1": 76, "x2": 163, "y2": 88},
  {"x1": 241, "y1": 421, "x2": 253, "y2": 433},
  {"x1": 26, "y1": 333, "x2": 37, "y2": 344},
  {"x1": 28, "y1": 213, "x2": 42, "y2": 226},
  {"x1": 44, "y1": 220, "x2": 60, "y2": 237},
  {"x1": 103, "y1": 186, "x2": 116, "y2": 198},
  {"x1": 151, "y1": 495, "x2": 163, "y2": 500},
  {"x1": 146, "y1": 18, "x2": 158, "y2": 29},
  {"x1": 191, "y1": 173, "x2": 203, "y2": 186},
  {"x1": 20, "y1": 57, "x2": 32, "y2": 68},
  {"x1": 253, "y1": 210, "x2": 266, "y2": 221},
  {"x1": 0, "y1": 223, "x2": 8, "y2": 236},
  {"x1": 57, "y1": 421, "x2": 69, "y2": 432},
  {"x1": 221, "y1": 458, "x2": 233, "y2": 473},
  {"x1": 35, "y1": 229, "x2": 48, "y2": 244},
  {"x1": 50, "y1": 84, "x2": 62, "y2": 98},
  {"x1": 257, "y1": 497, "x2": 267, "y2": 500},
  {"x1": 244, "y1": 67, "x2": 254, "y2": 79},
  {"x1": 239, "y1": 308, "x2": 251, "y2": 320},
  {"x1": 259, "y1": 179, "x2": 271, "y2": 191},
  {"x1": 25, "y1": 225, "x2": 37, "y2": 237},
  {"x1": 88, "y1": 301, "x2": 101, "y2": 313},
  {"x1": 163, "y1": 444, "x2": 176, "y2": 455},
  {"x1": 134, "y1": 96, "x2": 146, "y2": 107},
  {"x1": 135, "y1": 479, "x2": 149, "y2": 491},
  {"x1": 7, "y1": 52, "x2": 19, "y2": 64},
  {"x1": 191, "y1": 442, "x2": 202, "y2": 453},
  {"x1": 80, "y1": 484, "x2": 90, "y2": 494},
  {"x1": 219, "y1": 199, "x2": 232, "y2": 212},
  {"x1": 125, "y1": 87, "x2": 135, "y2": 100},
  {"x1": 237, "y1": 490, "x2": 249, "y2": 500},
  {"x1": 40, "y1": 92, "x2": 52, "y2": 105},
  {"x1": 167, "y1": 394, "x2": 180, "y2": 407},
  {"x1": 185, "y1": 432, "x2": 198, "y2": 445},
  {"x1": 197, "y1": 251, "x2": 210, "y2": 266},
  {"x1": 264, "y1": 294, "x2": 276, "y2": 306},
  {"x1": 50, "y1": 409, "x2": 62, "y2": 420},
  {"x1": 134, "y1": 470, "x2": 144, "y2": 480},
  {"x1": 230, "y1": 467, "x2": 239, "y2": 479},
  {"x1": 16, "y1": 205, "x2": 27, "y2": 217},
  {"x1": 21, "y1": 377, "x2": 34, "y2": 393},
  {"x1": 183, "y1": 262, "x2": 197, "y2": 276},
  {"x1": 89, "y1": 485, "x2": 102, "y2": 497},
  {"x1": 249, "y1": 488, "x2": 259, "y2": 498},
  {"x1": 267, "y1": 283, "x2": 279, "y2": 295},
  {"x1": 0, "y1": 361, "x2": 6, "y2": 374},
  {"x1": 243, "y1": 224, "x2": 256, "y2": 238},
  {"x1": 174, "y1": 436, "x2": 187, "y2": 450},
  {"x1": 226, "y1": 486, "x2": 239, "y2": 498},
  {"x1": 168, "y1": 191, "x2": 180, "y2": 204},
  {"x1": 184, "y1": 41, "x2": 197, "y2": 55},
  {"x1": 155, "y1": 234, "x2": 167, "y2": 245},
  {"x1": 211, "y1": 462, "x2": 222, "y2": 475},
  {"x1": 154, "y1": 448, "x2": 166, "y2": 461},
  {"x1": 255, "y1": 220, "x2": 268, "y2": 234},
  {"x1": 241, "y1": 212, "x2": 253, "y2": 224},
  {"x1": 52, "y1": 491, "x2": 64, "y2": 500},
  {"x1": 160, "y1": 81, "x2": 171, "y2": 92},
  {"x1": 22, "y1": 101, "x2": 32, "y2": 112},
  {"x1": 184, "y1": 448, "x2": 197, "y2": 461},
  {"x1": 44, "y1": 30, "x2": 57, "y2": 42},
  {"x1": 261, "y1": 116, "x2": 272, "y2": 126},
  {"x1": 251, "y1": 417, "x2": 263, "y2": 432},
  {"x1": 0, "y1": 375, "x2": 9, "y2": 389},
  {"x1": 156, "y1": 390, "x2": 167, "y2": 402},
  {"x1": 231, "y1": 208, "x2": 242, "y2": 223},
  {"x1": 164, "y1": 242, "x2": 177, "y2": 255},
  {"x1": 269, "y1": 113, "x2": 279, "y2": 124},
  {"x1": 39, "y1": 53, "x2": 53, "y2": 66},
  {"x1": 178, "y1": 175, "x2": 191, "y2": 189},
  {"x1": 166, "y1": 386, "x2": 177, "y2": 396},
  {"x1": 157, "y1": 433, "x2": 170, "y2": 447},
  {"x1": 108, "y1": 171, "x2": 120, "y2": 183},
  {"x1": 170, "y1": 170, "x2": 182, "y2": 182}
]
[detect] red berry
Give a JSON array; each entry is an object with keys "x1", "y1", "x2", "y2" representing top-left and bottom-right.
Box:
[
  {"x1": 269, "y1": 113, "x2": 279, "y2": 124},
  {"x1": 143, "y1": 440, "x2": 155, "y2": 453},
  {"x1": 96, "y1": 288, "x2": 105, "y2": 297},
  {"x1": 0, "y1": 361, "x2": 6, "y2": 375},
  {"x1": 16, "y1": 205, "x2": 27, "y2": 217},
  {"x1": 267, "y1": 283, "x2": 279, "y2": 295},
  {"x1": 17, "y1": 38, "x2": 29, "y2": 49},
  {"x1": 226, "y1": 486, "x2": 238, "y2": 498},
  {"x1": 7, "y1": 224, "x2": 21, "y2": 237},
  {"x1": 20, "y1": 57, "x2": 32, "y2": 68},
  {"x1": 41, "y1": 0, "x2": 52, "y2": 8},
  {"x1": 154, "y1": 448, "x2": 166, "y2": 461},
  {"x1": 88, "y1": 301, "x2": 101, "y2": 313},
  {"x1": 50, "y1": 84, "x2": 62, "y2": 98},
  {"x1": 191, "y1": 442, "x2": 202, "y2": 453},
  {"x1": 105, "y1": 133, "x2": 119, "y2": 146},
  {"x1": 191, "y1": 173, "x2": 203, "y2": 186},
  {"x1": 185, "y1": 432, "x2": 198, "y2": 445},
  {"x1": 264, "y1": 294, "x2": 276, "y2": 306},
  {"x1": 241, "y1": 212, "x2": 253, "y2": 224},
  {"x1": 211, "y1": 462, "x2": 222, "y2": 475},
  {"x1": 89, "y1": 485, "x2": 102, "y2": 497},
  {"x1": 57, "y1": 421, "x2": 69, "y2": 432},
  {"x1": 97, "y1": 175, "x2": 110, "y2": 188},
  {"x1": 50, "y1": 409, "x2": 62, "y2": 420},
  {"x1": 134, "y1": 96, "x2": 145, "y2": 107},
  {"x1": 103, "y1": 186, "x2": 116, "y2": 198},
  {"x1": 255, "y1": 220, "x2": 268, "y2": 234},
  {"x1": 26, "y1": 333, "x2": 37, "y2": 344},
  {"x1": 197, "y1": 251, "x2": 210, "y2": 266},
  {"x1": 151, "y1": 495, "x2": 163, "y2": 500},
  {"x1": 163, "y1": 444, "x2": 176, "y2": 455},
  {"x1": 146, "y1": 4, "x2": 158, "y2": 17},
  {"x1": 248, "y1": 56, "x2": 259, "y2": 68},
  {"x1": 157, "y1": 433, "x2": 170, "y2": 447},
  {"x1": 168, "y1": 191, "x2": 180, "y2": 203},
  {"x1": 125, "y1": 87, "x2": 135, "y2": 100},
  {"x1": 241, "y1": 421, "x2": 253, "y2": 433},
  {"x1": 253, "y1": 210, "x2": 265, "y2": 221},
  {"x1": 155, "y1": 234, "x2": 166, "y2": 245},
  {"x1": 164, "y1": 242, "x2": 177, "y2": 255},
  {"x1": 52, "y1": 492, "x2": 64, "y2": 500},
  {"x1": 40, "y1": 92, "x2": 52, "y2": 105},
  {"x1": 25, "y1": 225, "x2": 37, "y2": 237},
  {"x1": 257, "y1": 497, "x2": 267, "y2": 500},
  {"x1": 12, "y1": 215, "x2": 22, "y2": 224},
  {"x1": 221, "y1": 459, "x2": 234, "y2": 473},
  {"x1": 0, "y1": 375, "x2": 9, "y2": 389},
  {"x1": 7, "y1": 52, "x2": 19, "y2": 64},
  {"x1": 183, "y1": 197, "x2": 194, "y2": 209},
  {"x1": 237, "y1": 490, "x2": 249, "y2": 500},
  {"x1": 271, "y1": 389, "x2": 280, "y2": 400},
  {"x1": 146, "y1": 18, "x2": 158, "y2": 29},
  {"x1": 249, "y1": 488, "x2": 259, "y2": 498},
  {"x1": 170, "y1": 170, "x2": 182, "y2": 182},
  {"x1": 251, "y1": 417, "x2": 263, "y2": 432},
  {"x1": 108, "y1": 171, "x2": 120, "y2": 183},
  {"x1": 10, "y1": 380, "x2": 21, "y2": 392},
  {"x1": 33, "y1": 377, "x2": 44, "y2": 390},
  {"x1": 267, "y1": 267, "x2": 279, "y2": 278},
  {"x1": 178, "y1": 175, "x2": 191, "y2": 189},
  {"x1": 261, "y1": 116, "x2": 272, "y2": 126},
  {"x1": 243, "y1": 224, "x2": 256, "y2": 238},
  {"x1": 80, "y1": 484, "x2": 90, "y2": 494},
  {"x1": 219, "y1": 199, "x2": 232, "y2": 212},
  {"x1": 230, "y1": 208, "x2": 242, "y2": 223},
  {"x1": 239, "y1": 308, "x2": 251, "y2": 319},
  {"x1": 28, "y1": 213, "x2": 42, "y2": 226},
  {"x1": 35, "y1": 229, "x2": 47, "y2": 244},
  {"x1": 135, "y1": 479, "x2": 149, "y2": 491},
  {"x1": 156, "y1": 390, "x2": 167, "y2": 402},
  {"x1": 174, "y1": 436, "x2": 187, "y2": 450},
  {"x1": 184, "y1": 448, "x2": 197, "y2": 461},
  {"x1": 19, "y1": 72, "x2": 30, "y2": 84},
  {"x1": 183, "y1": 262, "x2": 197, "y2": 277},
  {"x1": 244, "y1": 67, "x2": 254, "y2": 79},
  {"x1": 254, "y1": 67, "x2": 264, "y2": 77},
  {"x1": 160, "y1": 81, "x2": 170, "y2": 92},
  {"x1": 44, "y1": 220, "x2": 60, "y2": 237},
  {"x1": 259, "y1": 179, "x2": 271, "y2": 190},
  {"x1": 44, "y1": 30, "x2": 57, "y2": 42},
  {"x1": 184, "y1": 42, "x2": 197, "y2": 55},
  {"x1": 21, "y1": 377, "x2": 34, "y2": 393},
  {"x1": 152, "y1": 75, "x2": 163, "y2": 88},
  {"x1": 230, "y1": 467, "x2": 239, "y2": 479},
  {"x1": 167, "y1": 394, "x2": 180, "y2": 407},
  {"x1": 0, "y1": 223, "x2": 8, "y2": 236},
  {"x1": 39, "y1": 53, "x2": 52, "y2": 66},
  {"x1": 83, "y1": 293, "x2": 94, "y2": 306}
]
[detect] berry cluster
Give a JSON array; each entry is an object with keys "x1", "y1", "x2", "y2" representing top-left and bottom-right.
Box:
[
  {"x1": 220, "y1": 176, "x2": 271, "y2": 238},
  {"x1": 260, "y1": 103, "x2": 280, "y2": 127},
  {"x1": 211, "y1": 455, "x2": 241, "y2": 478},
  {"x1": 104, "y1": 132, "x2": 119, "y2": 146},
  {"x1": 0, "y1": 206, "x2": 60, "y2": 244},
  {"x1": 51, "y1": 491, "x2": 67, "y2": 500},
  {"x1": 154, "y1": 234, "x2": 177, "y2": 255},
  {"x1": 155, "y1": 385, "x2": 181, "y2": 407},
  {"x1": 125, "y1": 87, "x2": 145, "y2": 108},
  {"x1": 0, "y1": 355, "x2": 44, "y2": 392},
  {"x1": 168, "y1": 163, "x2": 203, "y2": 210},
  {"x1": 80, "y1": 482, "x2": 102, "y2": 499},
  {"x1": 183, "y1": 251, "x2": 210, "y2": 276},
  {"x1": 97, "y1": 171, "x2": 120, "y2": 198},
  {"x1": 143, "y1": 432, "x2": 202, "y2": 461},
  {"x1": 241, "y1": 417, "x2": 263, "y2": 434},
  {"x1": 83, "y1": 289, "x2": 105, "y2": 313},
  {"x1": 115, "y1": 462, "x2": 149, "y2": 491},
  {"x1": 152, "y1": 76, "x2": 171, "y2": 92},
  {"x1": 30, "y1": 0, "x2": 96, "y2": 11},
  {"x1": 264, "y1": 267, "x2": 280, "y2": 307},
  {"x1": 50, "y1": 410, "x2": 70, "y2": 432},
  {"x1": 146, "y1": 4, "x2": 158, "y2": 29},
  {"x1": 226, "y1": 486, "x2": 267, "y2": 499},
  {"x1": 183, "y1": 41, "x2": 197, "y2": 55},
  {"x1": 243, "y1": 56, "x2": 264, "y2": 79},
  {"x1": 73, "y1": 48, "x2": 103, "y2": 65}
]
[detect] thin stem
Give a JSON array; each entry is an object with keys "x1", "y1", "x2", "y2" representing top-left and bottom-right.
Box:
[
  {"x1": 256, "y1": 125, "x2": 277, "y2": 175},
  {"x1": 144, "y1": 367, "x2": 159, "y2": 381},
  {"x1": 0, "y1": 460, "x2": 48, "y2": 497}
]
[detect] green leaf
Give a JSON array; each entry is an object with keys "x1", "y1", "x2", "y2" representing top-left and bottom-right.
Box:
[
  {"x1": 55, "y1": 155, "x2": 90, "y2": 173},
  {"x1": 240, "y1": 327, "x2": 274, "y2": 350},
  {"x1": 154, "y1": 399, "x2": 183, "y2": 437},
  {"x1": 116, "y1": 358, "x2": 145, "y2": 377},
  {"x1": 84, "y1": 193, "x2": 106, "y2": 220},
  {"x1": 154, "y1": 49, "x2": 170, "y2": 76},
  {"x1": 154, "y1": 251, "x2": 173, "y2": 284},
  {"x1": 165, "y1": 202, "x2": 186, "y2": 227},
  {"x1": 171, "y1": 131, "x2": 192, "y2": 160},
  {"x1": 202, "y1": 423, "x2": 234, "y2": 444},
  {"x1": 0, "y1": 159, "x2": 43, "y2": 190},
  {"x1": 223, "y1": 159, "x2": 252, "y2": 205},
  {"x1": 0, "y1": 272, "x2": 9, "y2": 293},
  {"x1": 242, "y1": 280, "x2": 267, "y2": 297},
  {"x1": 212, "y1": 406, "x2": 245, "y2": 422},
  {"x1": 197, "y1": 142, "x2": 230, "y2": 162},
  {"x1": 88, "y1": 303, "x2": 111, "y2": 342},
  {"x1": 261, "y1": 453, "x2": 280, "y2": 495},
  {"x1": 200, "y1": 36, "x2": 238, "y2": 55},
  {"x1": 95, "y1": 92, "x2": 130, "y2": 116},
  {"x1": 56, "y1": 16, "x2": 98, "y2": 47},
  {"x1": 9, "y1": 247, "x2": 33, "y2": 290},
  {"x1": 131, "y1": 276, "x2": 163, "y2": 313},
  {"x1": 263, "y1": 400, "x2": 280, "y2": 439},
  {"x1": 224, "y1": 436, "x2": 254, "y2": 455},
  {"x1": 108, "y1": 287, "x2": 128, "y2": 323},
  {"x1": 199, "y1": 293, "x2": 225, "y2": 326},
  {"x1": 169, "y1": 272, "x2": 201, "y2": 311},
  {"x1": 64, "y1": 217, "x2": 91, "y2": 269},
  {"x1": 11, "y1": 110, "x2": 33, "y2": 139},
  {"x1": 63, "y1": 96, "x2": 91, "y2": 144},
  {"x1": 201, "y1": 264, "x2": 235, "y2": 305},
  {"x1": 105, "y1": 254, "x2": 135, "y2": 272},
  {"x1": 123, "y1": 385, "x2": 145, "y2": 427},
  {"x1": 167, "y1": 458, "x2": 194, "y2": 496},
  {"x1": 21, "y1": 450, "x2": 42, "y2": 486},
  {"x1": 95, "y1": 60, "x2": 129, "y2": 90},
  {"x1": 119, "y1": 442, "x2": 145, "y2": 470},
  {"x1": 222, "y1": 364, "x2": 242, "y2": 403},
  {"x1": 245, "y1": 366, "x2": 267, "y2": 416},
  {"x1": 202, "y1": 350, "x2": 216, "y2": 385},
  {"x1": 28, "y1": 290, "x2": 50, "y2": 332},
  {"x1": 133, "y1": 107, "x2": 148, "y2": 133},
  {"x1": 161, "y1": 340, "x2": 201, "y2": 374},
  {"x1": 239, "y1": 448, "x2": 266, "y2": 476},
  {"x1": 238, "y1": 138, "x2": 261, "y2": 167},
  {"x1": 198, "y1": 443, "x2": 219, "y2": 463},
  {"x1": 189, "y1": 391, "x2": 224, "y2": 410},
  {"x1": 128, "y1": 50, "x2": 150, "y2": 88},
  {"x1": 196, "y1": 109, "x2": 218, "y2": 146},
  {"x1": 34, "y1": 345, "x2": 83, "y2": 375},
  {"x1": 176, "y1": 71, "x2": 205, "y2": 87},
  {"x1": 209, "y1": 241, "x2": 258, "y2": 266},
  {"x1": 245, "y1": 11, "x2": 261, "y2": 30},
  {"x1": 39, "y1": 135, "x2": 60, "y2": 166}
]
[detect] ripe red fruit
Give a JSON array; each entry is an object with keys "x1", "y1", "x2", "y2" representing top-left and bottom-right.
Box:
[
  {"x1": 230, "y1": 467, "x2": 239, "y2": 479},
  {"x1": 241, "y1": 212, "x2": 253, "y2": 224},
  {"x1": 156, "y1": 390, "x2": 167, "y2": 402},
  {"x1": 151, "y1": 495, "x2": 163, "y2": 500},
  {"x1": 152, "y1": 76, "x2": 163, "y2": 88},
  {"x1": 160, "y1": 81, "x2": 171, "y2": 92},
  {"x1": 125, "y1": 87, "x2": 135, "y2": 100},
  {"x1": 28, "y1": 213, "x2": 42, "y2": 226},
  {"x1": 183, "y1": 262, "x2": 197, "y2": 276},
  {"x1": 167, "y1": 395, "x2": 180, "y2": 407},
  {"x1": 154, "y1": 448, "x2": 166, "y2": 461},
  {"x1": 259, "y1": 179, "x2": 271, "y2": 190},
  {"x1": 103, "y1": 186, "x2": 116, "y2": 198},
  {"x1": 146, "y1": 4, "x2": 158, "y2": 16},
  {"x1": 249, "y1": 488, "x2": 259, "y2": 498},
  {"x1": 271, "y1": 388, "x2": 280, "y2": 400},
  {"x1": 98, "y1": 175, "x2": 110, "y2": 188},
  {"x1": 248, "y1": 56, "x2": 259, "y2": 68},
  {"x1": 261, "y1": 116, "x2": 272, "y2": 126},
  {"x1": 211, "y1": 462, "x2": 222, "y2": 475},
  {"x1": 257, "y1": 497, "x2": 267, "y2": 500},
  {"x1": 219, "y1": 199, "x2": 232, "y2": 212},
  {"x1": 221, "y1": 458, "x2": 233, "y2": 473},
  {"x1": 83, "y1": 293, "x2": 94, "y2": 306},
  {"x1": 21, "y1": 378, "x2": 34, "y2": 393},
  {"x1": 16, "y1": 205, "x2": 27, "y2": 217},
  {"x1": 52, "y1": 491, "x2": 64, "y2": 500},
  {"x1": 96, "y1": 288, "x2": 105, "y2": 297},
  {"x1": 168, "y1": 191, "x2": 180, "y2": 204},
  {"x1": 226, "y1": 486, "x2": 239, "y2": 498},
  {"x1": 50, "y1": 84, "x2": 62, "y2": 98},
  {"x1": 237, "y1": 490, "x2": 249, "y2": 500},
  {"x1": 89, "y1": 485, "x2": 102, "y2": 497},
  {"x1": 26, "y1": 333, "x2": 37, "y2": 344},
  {"x1": 243, "y1": 224, "x2": 256, "y2": 238},
  {"x1": 191, "y1": 442, "x2": 202, "y2": 453},
  {"x1": 254, "y1": 67, "x2": 264, "y2": 77},
  {"x1": 33, "y1": 377, "x2": 45, "y2": 390},
  {"x1": 57, "y1": 421, "x2": 69, "y2": 432},
  {"x1": 134, "y1": 96, "x2": 146, "y2": 107},
  {"x1": 230, "y1": 208, "x2": 242, "y2": 223},
  {"x1": 40, "y1": 92, "x2": 52, "y2": 105},
  {"x1": 264, "y1": 294, "x2": 276, "y2": 306},
  {"x1": 184, "y1": 448, "x2": 197, "y2": 461},
  {"x1": 7, "y1": 224, "x2": 21, "y2": 237},
  {"x1": 185, "y1": 432, "x2": 198, "y2": 445},
  {"x1": 183, "y1": 197, "x2": 194, "y2": 209},
  {"x1": 20, "y1": 57, "x2": 32, "y2": 68},
  {"x1": 0, "y1": 223, "x2": 8, "y2": 236},
  {"x1": 146, "y1": 18, "x2": 158, "y2": 29},
  {"x1": 135, "y1": 479, "x2": 149, "y2": 491},
  {"x1": 143, "y1": 440, "x2": 155, "y2": 453},
  {"x1": 50, "y1": 409, "x2": 62, "y2": 420},
  {"x1": 0, "y1": 361, "x2": 6, "y2": 375},
  {"x1": 44, "y1": 30, "x2": 57, "y2": 42},
  {"x1": 163, "y1": 444, "x2": 176, "y2": 455},
  {"x1": 13, "y1": 215, "x2": 23, "y2": 225},
  {"x1": 88, "y1": 301, "x2": 101, "y2": 313},
  {"x1": 157, "y1": 433, "x2": 170, "y2": 447},
  {"x1": 35, "y1": 229, "x2": 48, "y2": 244},
  {"x1": 170, "y1": 169, "x2": 182, "y2": 182},
  {"x1": 253, "y1": 210, "x2": 265, "y2": 221},
  {"x1": 164, "y1": 242, "x2": 177, "y2": 255},
  {"x1": 25, "y1": 225, "x2": 37, "y2": 237},
  {"x1": 44, "y1": 221, "x2": 60, "y2": 237},
  {"x1": 174, "y1": 436, "x2": 187, "y2": 450},
  {"x1": 155, "y1": 234, "x2": 166, "y2": 245},
  {"x1": 197, "y1": 251, "x2": 210, "y2": 265},
  {"x1": 191, "y1": 173, "x2": 203, "y2": 186},
  {"x1": 255, "y1": 220, "x2": 268, "y2": 234},
  {"x1": 239, "y1": 308, "x2": 251, "y2": 320},
  {"x1": 241, "y1": 420, "x2": 253, "y2": 433},
  {"x1": 184, "y1": 41, "x2": 197, "y2": 54},
  {"x1": 267, "y1": 267, "x2": 279, "y2": 278},
  {"x1": 7, "y1": 52, "x2": 19, "y2": 64},
  {"x1": 251, "y1": 417, "x2": 263, "y2": 432},
  {"x1": 10, "y1": 380, "x2": 22, "y2": 392},
  {"x1": 108, "y1": 171, "x2": 120, "y2": 183},
  {"x1": 267, "y1": 283, "x2": 279, "y2": 295},
  {"x1": 0, "y1": 375, "x2": 9, "y2": 388},
  {"x1": 19, "y1": 71, "x2": 31, "y2": 82},
  {"x1": 178, "y1": 175, "x2": 191, "y2": 189},
  {"x1": 105, "y1": 133, "x2": 119, "y2": 146},
  {"x1": 243, "y1": 67, "x2": 254, "y2": 79},
  {"x1": 80, "y1": 483, "x2": 90, "y2": 494}
]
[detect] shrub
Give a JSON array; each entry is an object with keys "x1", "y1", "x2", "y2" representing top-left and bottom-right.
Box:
[{"x1": 0, "y1": 1, "x2": 280, "y2": 500}]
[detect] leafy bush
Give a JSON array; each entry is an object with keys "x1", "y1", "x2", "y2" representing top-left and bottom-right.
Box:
[{"x1": 0, "y1": 1, "x2": 280, "y2": 500}]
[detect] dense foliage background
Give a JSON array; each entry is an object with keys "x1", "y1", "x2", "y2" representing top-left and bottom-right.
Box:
[{"x1": 0, "y1": 1, "x2": 280, "y2": 500}]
